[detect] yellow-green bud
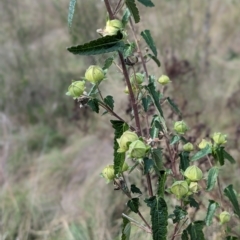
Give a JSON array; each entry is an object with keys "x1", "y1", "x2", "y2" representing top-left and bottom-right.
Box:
[
  {"x1": 198, "y1": 139, "x2": 212, "y2": 149},
  {"x1": 219, "y1": 211, "x2": 231, "y2": 224},
  {"x1": 170, "y1": 181, "x2": 189, "y2": 199},
  {"x1": 183, "y1": 142, "x2": 194, "y2": 152},
  {"x1": 102, "y1": 165, "x2": 115, "y2": 181},
  {"x1": 212, "y1": 132, "x2": 227, "y2": 145},
  {"x1": 117, "y1": 131, "x2": 138, "y2": 153},
  {"x1": 158, "y1": 75, "x2": 171, "y2": 85},
  {"x1": 174, "y1": 121, "x2": 188, "y2": 135},
  {"x1": 67, "y1": 81, "x2": 85, "y2": 98},
  {"x1": 104, "y1": 20, "x2": 123, "y2": 36},
  {"x1": 85, "y1": 65, "x2": 104, "y2": 84},
  {"x1": 184, "y1": 165, "x2": 203, "y2": 182},
  {"x1": 128, "y1": 140, "x2": 147, "y2": 159},
  {"x1": 124, "y1": 86, "x2": 137, "y2": 94},
  {"x1": 121, "y1": 161, "x2": 129, "y2": 172},
  {"x1": 189, "y1": 182, "x2": 199, "y2": 193},
  {"x1": 130, "y1": 73, "x2": 144, "y2": 85}
]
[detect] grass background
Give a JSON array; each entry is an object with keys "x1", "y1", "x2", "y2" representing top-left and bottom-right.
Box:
[{"x1": 0, "y1": 0, "x2": 240, "y2": 239}]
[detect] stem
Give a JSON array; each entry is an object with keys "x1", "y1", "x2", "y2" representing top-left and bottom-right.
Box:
[
  {"x1": 138, "y1": 210, "x2": 151, "y2": 230},
  {"x1": 113, "y1": 0, "x2": 123, "y2": 16}
]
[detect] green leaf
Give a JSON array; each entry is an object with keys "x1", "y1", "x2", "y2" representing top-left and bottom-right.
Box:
[
  {"x1": 141, "y1": 30, "x2": 157, "y2": 57},
  {"x1": 184, "y1": 221, "x2": 206, "y2": 240},
  {"x1": 212, "y1": 146, "x2": 225, "y2": 166},
  {"x1": 127, "y1": 198, "x2": 139, "y2": 213},
  {"x1": 157, "y1": 170, "x2": 167, "y2": 198},
  {"x1": 130, "y1": 184, "x2": 142, "y2": 194},
  {"x1": 125, "y1": 0, "x2": 140, "y2": 23},
  {"x1": 141, "y1": 96, "x2": 152, "y2": 112},
  {"x1": 191, "y1": 145, "x2": 212, "y2": 161},
  {"x1": 205, "y1": 200, "x2": 219, "y2": 226},
  {"x1": 223, "y1": 149, "x2": 236, "y2": 164},
  {"x1": 170, "y1": 135, "x2": 180, "y2": 145},
  {"x1": 181, "y1": 230, "x2": 189, "y2": 240},
  {"x1": 103, "y1": 56, "x2": 114, "y2": 70},
  {"x1": 137, "y1": 0, "x2": 154, "y2": 7},
  {"x1": 179, "y1": 151, "x2": 190, "y2": 171},
  {"x1": 143, "y1": 157, "x2": 154, "y2": 174},
  {"x1": 87, "y1": 99, "x2": 99, "y2": 113},
  {"x1": 104, "y1": 95, "x2": 114, "y2": 110},
  {"x1": 152, "y1": 148, "x2": 163, "y2": 170},
  {"x1": 122, "y1": 8, "x2": 131, "y2": 27},
  {"x1": 206, "y1": 167, "x2": 219, "y2": 191},
  {"x1": 226, "y1": 236, "x2": 238, "y2": 240},
  {"x1": 169, "y1": 206, "x2": 187, "y2": 224},
  {"x1": 147, "y1": 54, "x2": 161, "y2": 67},
  {"x1": 224, "y1": 184, "x2": 240, "y2": 218},
  {"x1": 121, "y1": 216, "x2": 131, "y2": 240},
  {"x1": 145, "y1": 197, "x2": 168, "y2": 240},
  {"x1": 188, "y1": 196, "x2": 199, "y2": 208},
  {"x1": 110, "y1": 120, "x2": 129, "y2": 175},
  {"x1": 123, "y1": 42, "x2": 137, "y2": 58},
  {"x1": 166, "y1": 97, "x2": 182, "y2": 116},
  {"x1": 68, "y1": 0, "x2": 77, "y2": 28},
  {"x1": 67, "y1": 31, "x2": 124, "y2": 55}
]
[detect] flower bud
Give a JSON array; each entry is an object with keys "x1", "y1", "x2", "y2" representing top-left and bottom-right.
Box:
[
  {"x1": 158, "y1": 75, "x2": 171, "y2": 85},
  {"x1": 170, "y1": 181, "x2": 189, "y2": 199},
  {"x1": 102, "y1": 165, "x2": 115, "y2": 181},
  {"x1": 189, "y1": 182, "x2": 199, "y2": 193},
  {"x1": 121, "y1": 161, "x2": 129, "y2": 172},
  {"x1": 183, "y1": 142, "x2": 194, "y2": 152},
  {"x1": 174, "y1": 121, "x2": 188, "y2": 135},
  {"x1": 85, "y1": 65, "x2": 104, "y2": 84},
  {"x1": 117, "y1": 131, "x2": 138, "y2": 153},
  {"x1": 104, "y1": 20, "x2": 123, "y2": 36},
  {"x1": 128, "y1": 140, "x2": 147, "y2": 159},
  {"x1": 212, "y1": 132, "x2": 227, "y2": 145},
  {"x1": 184, "y1": 165, "x2": 203, "y2": 182},
  {"x1": 67, "y1": 81, "x2": 85, "y2": 98},
  {"x1": 219, "y1": 211, "x2": 231, "y2": 224},
  {"x1": 198, "y1": 139, "x2": 212, "y2": 149},
  {"x1": 124, "y1": 86, "x2": 137, "y2": 95},
  {"x1": 130, "y1": 73, "x2": 144, "y2": 85}
]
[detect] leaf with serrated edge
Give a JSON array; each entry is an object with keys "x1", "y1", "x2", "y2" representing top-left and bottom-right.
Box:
[
  {"x1": 205, "y1": 200, "x2": 219, "y2": 226},
  {"x1": 121, "y1": 216, "x2": 131, "y2": 240},
  {"x1": 110, "y1": 121, "x2": 129, "y2": 175},
  {"x1": 104, "y1": 95, "x2": 114, "y2": 110},
  {"x1": 87, "y1": 99, "x2": 99, "y2": 113},
  {"x1": 223, "y1": 149, "x2": 236, "y2": 164},
  {"x1": 206, "y1": 167, "x2": 219, "y2": 191},
  {"x1": 125, "y1": 0, "x2": 140, "y2": 23},
  {"x1": 103, "y1": 57, "x2": 114, "y2": 70},
  {"x1": 157, "y1": 170, "x2": 167, "y2": 198},
  {"x1": 147, "y1": 54, "x2": 161, "y2": 67},
  {"x1": 191, "y1": 145, "x2": 212, "y2": 161},
  {"x1": 179, "y1": 151, "x2": 190, "y2": 171},
  {"x1": 143, "y1": 157, "x2": 154, "y2": 174},
  {"x1": 67, "y1": 31, "x2": 124, "y2": 55},
  {"x1": 170, "y1": 135, "x2": 180, "y2": 145},
  {"x1": 130, "y1": 184, "x2": 142, "y2": 194},
  {"x1": 167, "y1": 97, "x2": 181, "y2": 115},
  {"x1": 68, "y1": 0, "x2": 77, "y2": 28},
  {"x1": 122, "y1": 8, "x2": 131, "y2": 27},
  {"x1": 169, "y1": 206, "x2": 187, "y2": 224},
  {"x1": 141, "y1": 30, "x2": 157, "y2": 56},
  {"x1": 137, "y1": 0, "x2": 154, "y2": 7},
  {"x1": 127, "y1": 198, "x2": 139, "y2": 213},
  {"x1": 224, "y1": 184, "x2": 240, "y2": 218}
]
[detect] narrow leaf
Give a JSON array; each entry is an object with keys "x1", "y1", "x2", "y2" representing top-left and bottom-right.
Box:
[
  {"x1": 123, "y1": 42, "x2": 136, "y2": 58},
  {"x1": 125, "y1": 0, "x2": 140, "y2": 23},
  {"x1": 205, "y1": 200, "x2": 219, "y2": 226},
  {"x1": 147, "y1": 54, "x2": 161, "y2": 67},
  {"x1": 185, "y1": 221, "x2": 205, "y2": 240},
  {"x1": 67, "y1": 31, "x2": 124, "y2": 55},
  {"x1": 167, "y1": 97, "x2": 181, "y2": 116},
  {"x1": 212, "y1": 146, "x2": 225, "y2": 166},
  {"x1": 179, "y1": 151, "x2": 190, "y2": 171},
  {"x1": 145, "y1": 197, "x2": 168, "y2": 240},
  {"x1": 103, "y1": 57, "x2": 114, "y2": 70},
  {"x1": 122, "y1": 8, "x2": 131, "y2": 27},
  {"x1": 143, "y1": 157, "x2": 154, "y2": 174},
  {"x1": 206, "y1": 167, "x2": 219, "y2": 191},
  {"x1": 104, "y1": 95, "x2": 114, "y2": 110},
  {"x1": 110, "y1": 120, "x2": 129, "y2": 175},
  {"x1": 130, "y1": 184, "x2": 142, "y2": 194},
  {"x1": 137, "y1": 0, "x2": 154, "y2": 7},
  {"x1": 191, "y1": 145, "x2": 212, "y2": 161},
  {"x1": 224, "y1": 184, "x2": 240, "y2": 218},
  {"x1": 188, "y1": 196, "x2": 199, "y2": 208},
  {"x1": 223, "y1": 150, "x2": 236, "y2": 164},
  {"x1": 157, "y1": 170, "x2": 167, "y2": 198},
  {"x1": 127, "y1": 198, "x2": 139, "y2": 213},
  {"x1": 170, "y1": 135, "x2": 180, "y2": 145},
  {"x1": 141, "y1": 30, "x2": 157, "y2": 56},
  {"x1": 181, "y1": 230, "x2": 189, "y2": 240},
  {"x1": 152, "y1": 148, "x2": 163, "y2": 170},
  {"x1": 87, "y1": 99, "x2": 99, "y2": 113},
  {"x1": 68, "y1": 0, "x2": 77, "y2": 28},
  {"x1": 141, "y1": 96, "x2": 152, "y2": 112},
  {"x1": 121, "y1": 216, "x2": 131, "y2": 240}
]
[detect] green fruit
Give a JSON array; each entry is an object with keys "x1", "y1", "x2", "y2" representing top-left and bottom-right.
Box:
[
  {"x1": 184, "y1": 165, "x2": 203, "y2": 182},
  {"x1": 68, "y1": 81, "x2": 85, "y2": 98},
  {"x1": 85, "y1": 65, "x2": 104, "y2": 84},
  {"x1": 171, "y1": 181, "x2": 189, "y2": 199},
  {"x1": 174, "y1": 121, "x2": 188, "y2": 135}
]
